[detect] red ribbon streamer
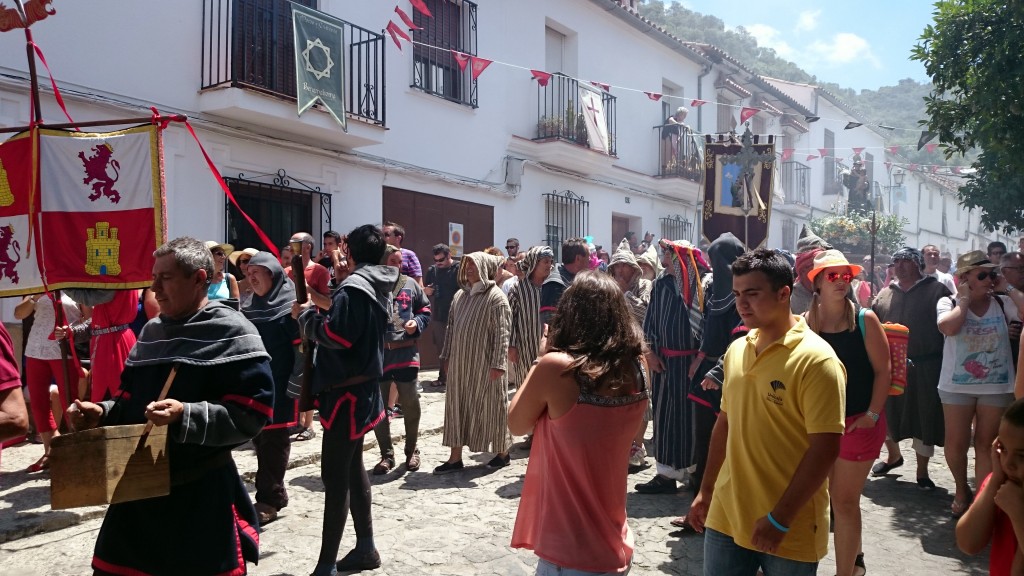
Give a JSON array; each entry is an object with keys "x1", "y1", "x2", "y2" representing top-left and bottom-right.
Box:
[
  {"x1": 181, "y1": 120, "x2": 280, "y2": 259},
  {"x1": 27, "y1": 33, "x2": 76, "y2": 129},
  {"x1": 394, "y1": 6, "x2": 421, "y2": 30}
]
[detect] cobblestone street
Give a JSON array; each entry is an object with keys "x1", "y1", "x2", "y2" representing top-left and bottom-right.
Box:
[{"x1": 0, "y1": 371, "x2": 989, "y2": 575}]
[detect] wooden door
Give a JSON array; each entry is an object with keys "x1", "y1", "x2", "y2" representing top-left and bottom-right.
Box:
[{"x1": 383, "y1": 187, "x2": 494, "y2": 369}]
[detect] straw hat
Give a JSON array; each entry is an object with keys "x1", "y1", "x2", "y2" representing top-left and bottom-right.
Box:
[
  {"x1": 956, "y1": 250, "x2": 997, "y2": 276},
  {"x1": 205, "y1": 241, "x2": 235, "y2": 256},
  {"x1": 228, "y1": 247, "x2": 258, "y2": 266},
  {"x1": 806, "y1": 249, "x2": 864, "y2": 283}
]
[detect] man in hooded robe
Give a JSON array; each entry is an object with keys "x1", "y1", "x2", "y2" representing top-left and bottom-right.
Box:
[
  {"x1": 509, "y1": 246, "x2": 554, "y2": 388},
  {"x1": 609, "y1": 238, "x2": 654, "y2": 471},
  {"x1": 792, "y1": 228, "x2": 833, "y2": 314},
  {"x1": 636, "y1": 239, "x2": 708, "y2": 494},
  {"x1": 435, "y1": 251, "x2": 513, "y2": 473}
]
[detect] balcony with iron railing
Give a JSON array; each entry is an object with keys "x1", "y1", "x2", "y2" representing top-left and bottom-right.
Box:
[
  {"x1": 199, "y1": 0, "x2": 386, "y2": 147},
  {"x1": 517, "y1": 73, "x2": 617, "y2": 175},
  {"x1": 781, "y1": 161, "x2": 810, "y2": 206},
  {"x1": 656, "y1": 124, "x2": 702, "y2": 182}
]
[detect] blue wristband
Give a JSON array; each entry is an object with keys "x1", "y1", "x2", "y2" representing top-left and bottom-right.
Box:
[{"x1": 766, "y1": 512, "x2": 789, "y2": 533}]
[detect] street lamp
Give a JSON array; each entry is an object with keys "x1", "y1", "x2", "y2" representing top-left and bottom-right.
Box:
[{"x1": 886, "y1": 167, "x2": 906, "y2": 214}]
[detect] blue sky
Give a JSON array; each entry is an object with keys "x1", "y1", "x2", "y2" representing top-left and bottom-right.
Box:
[{"x1": 674, "y1": 1, "x2": 935, "y2": 91}]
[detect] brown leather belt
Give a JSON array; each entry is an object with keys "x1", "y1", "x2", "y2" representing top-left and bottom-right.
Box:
[{"x1": 384, "y1": 339, "x2": 416, "y2": 350}]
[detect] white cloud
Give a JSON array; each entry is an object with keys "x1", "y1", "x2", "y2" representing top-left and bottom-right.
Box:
[
  {"x1": 795, "y1": 10, "x2": 821, "y2": 33},
  {"x1": 807, "y1": 33, "x2": 881, "y2": 68},
  {"x1": 744, "y1": 23, "x2": 796, "y2": 59}
]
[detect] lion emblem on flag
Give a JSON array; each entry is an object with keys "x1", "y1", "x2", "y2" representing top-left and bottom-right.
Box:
[
  {"x1": 79, "y1": 143, "x2": 121, "y2": 204},
  {"x1": 0, "y1": 224, "x2": 20, "y2": 284}
]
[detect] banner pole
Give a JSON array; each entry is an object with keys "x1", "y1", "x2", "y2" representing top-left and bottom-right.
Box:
[
  {"x1": 13, "y1": 1, "x2": 42, "y2": 124},
  {"x1": 0, "y1": 115, "x2": 189, "y2": 134}
]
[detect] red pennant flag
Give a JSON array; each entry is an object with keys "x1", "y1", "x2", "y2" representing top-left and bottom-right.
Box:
[
  {"x1": 739, "y1": 107, "x2": 759, "y2": 124},
  {"x1": 409, "y1": 0, "x2": 432, "y2": 18},
  {"x1": 590, "y1": 81, "x2": 610, "y2": 92},
  {"x1": 806, "y1": 154, "x2": 819, "y2": 161},
  {"x1": 909, "y1": 164, "x2": 918, "y2": 171},
  {"x1": 690, "y1": 99, "x2": 707, "y2": 107},
  {"x1": 818, "y1": 148, "x2": 829, "y2": 158},
  {"x1": 884, "y1": 161, "x2": 892, "y2": 172},
  {"x1": 781, "y1": 148, "x2": 794, "y2": 161},
  {"x1": 394, "y1": 6, "x2": 421, "y2": 30},
  {"x1": 385, "y1": 21, "x2": 410, "y2": 51},
  {"x1": 531, "y1": 70, "x2": 551, "y2": 87},
  {"x1": 930, "y1": 165, "x2": 939, "y2": 173},
  {"x1": 852, "y1": 147, "x2": 865, "y2": 155},
  {"x1": 469, "y1": 56, "x2": 492, "y2": 80},
  {"x1": 645, "y1": 92, "x2": 663, "y2": 101},
  {"x1": 953, "y1": 166, "x2": 962, "y2": 175},
  {"x1": 888, "y1": 146, "x2": 900, "y2": 154},
  {"x1": 451, "y1": 50, "x2": 470, "y2": 72},
  {"x1": 926, "y1": 143, "x2": 938, "y2": 153}
]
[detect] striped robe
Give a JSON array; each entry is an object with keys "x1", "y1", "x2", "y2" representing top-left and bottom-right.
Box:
[
  {"x1": 643, "y1": 273, "x2": 699, "y2": 472},
  {"x1": 441, "y1": 280, "x2": 512, "y2": 453},
  {"x1": 508, "y1": 279, "x2": 543, "y2": 386}
]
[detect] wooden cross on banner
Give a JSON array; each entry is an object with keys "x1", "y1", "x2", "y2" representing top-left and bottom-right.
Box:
[{"x1": 731, "y1": 126, "x2": 775, "y2": 247}]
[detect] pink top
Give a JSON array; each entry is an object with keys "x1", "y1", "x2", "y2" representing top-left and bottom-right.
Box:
[
  {"x1": 511, "y1": 366, "x2": 648, "y2": 573},
  {"x1": 981, "y1": 473, "x2": 1018, "y2": 576}
]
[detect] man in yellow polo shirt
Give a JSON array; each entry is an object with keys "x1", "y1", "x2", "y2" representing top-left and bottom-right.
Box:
[{"x1": 689, "y1": 248, "x2": 846, "y2": 575}]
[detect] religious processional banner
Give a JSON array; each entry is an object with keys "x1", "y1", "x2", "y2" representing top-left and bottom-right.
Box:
[
  {"x1": 0, "y1": 125, "x2": 165, "y2": 296},
  {"x1": 701, "y1": 136, "x2": 775, "y2": 249},
  {"x1": 577, "y1": 83, "x2": 610, "y2": 154},
  {"x1": 292, "y1": 2, "x2": 347, "y2": 131}
]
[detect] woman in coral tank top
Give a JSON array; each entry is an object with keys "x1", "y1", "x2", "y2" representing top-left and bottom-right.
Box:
[{"x1": 510, "y1": 271, "x2": 649, "y2": 575}]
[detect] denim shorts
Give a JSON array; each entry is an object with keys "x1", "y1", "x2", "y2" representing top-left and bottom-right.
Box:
[
  {"x1": 703, "y1": 528, "x2": 818, "y2": 576},
  {"x1": 937, "y1": 389, "x2": 1015, "y2": 408},
  {"x1": 536, "y1": 558, "x2": 631, "y2": 576}
]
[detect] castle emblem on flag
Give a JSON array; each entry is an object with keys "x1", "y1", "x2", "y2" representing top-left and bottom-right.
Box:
[
  {"x1": 0, "y1": 224, "x2": 21, "y2": 284},
  {"x1": 79, "y1": 143, "x2": 121, "y2": 203},
  {"x1": 85, "y1": 221, "x2": 121, "y2": 276},
  {"x1": 0, "y1": 158, "x2": 12, "y2": 207}
]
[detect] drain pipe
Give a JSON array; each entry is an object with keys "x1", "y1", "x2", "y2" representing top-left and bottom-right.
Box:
[{"x1": 696, "y1": 62, "x2": 713, "y2": 133}]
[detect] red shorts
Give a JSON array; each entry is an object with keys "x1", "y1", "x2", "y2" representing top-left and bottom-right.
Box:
[{"x1": 839, "y1": 412, "x2": 887, "y2": 462}]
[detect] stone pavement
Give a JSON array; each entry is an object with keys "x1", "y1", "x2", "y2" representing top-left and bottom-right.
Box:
[{"x1": 0, "y1": 370, "x2": 991, "y2": 575}]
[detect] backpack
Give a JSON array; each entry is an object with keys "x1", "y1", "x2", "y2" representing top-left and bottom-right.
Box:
[{"x1": 856, "y1": 309, "x2": 910, "y2": 396}]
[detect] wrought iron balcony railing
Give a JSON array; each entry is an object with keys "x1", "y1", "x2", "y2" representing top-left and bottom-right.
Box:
[
  {"x1": 656, "y1": 124, "x2": 702, "y2": 182},
  {"x1": 534, "y1": 74, "x2": 617, "y2": 156},
  {"x1": 201, "y1": 0, "x2": 385, "y2": 125},
  {"x1": 781, "y1": 160, "x2": 810, "y2": 205}
]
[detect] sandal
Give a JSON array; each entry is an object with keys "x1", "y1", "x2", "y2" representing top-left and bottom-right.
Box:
[
  {"x1": 254, "y1": 502, "x2": 279, "y2": 525},
  {"x1": 372, "y1": 456, "x2": 396, "y2": 476},
  {"x1": 292, "y1": 426, "x2": 316, "y2": 442},
  {"x1": 952, "y1": 487, "x2": 974, "y2": 518},
  {"x1": 429, "y1": 380, "x2": 445, "y2": 388},
  {"x1": 26, "y1": 455, "x2": 50, "y2": 473},
  {"x1": 853, "y1": 552, "x2": 867, "y2": 576}
]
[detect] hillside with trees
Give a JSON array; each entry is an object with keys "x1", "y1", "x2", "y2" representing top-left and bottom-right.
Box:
[{"x1": 638, "y1": 1, "x2": 967, "y2": 167}]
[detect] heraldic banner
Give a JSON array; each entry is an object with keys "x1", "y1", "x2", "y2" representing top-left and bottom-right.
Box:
[
  {"x1": 292, "y1": 3, "x2": 347, "y2": 130},
  {"x1": 0, "y1": 125, "x2": 165, "y2": 296},
  {"x1": 701, "y1": 135, "x2": 775, "y2": 249}
]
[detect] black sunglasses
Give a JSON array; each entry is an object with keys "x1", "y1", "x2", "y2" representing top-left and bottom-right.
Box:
[
  {"x1": 977, "y1": 271, "x2": 998, "y2": 281},
  {"x1": 433, "y1": 257, "x2": 445, "y2": 263},
  {"x1": 238, "y1": 258, "x2": 251, "y2": 265}
]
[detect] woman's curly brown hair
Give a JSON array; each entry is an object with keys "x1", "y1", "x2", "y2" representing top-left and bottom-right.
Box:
[{"x1": 546, "y1": 271, "x2": 648, "y2": 393}]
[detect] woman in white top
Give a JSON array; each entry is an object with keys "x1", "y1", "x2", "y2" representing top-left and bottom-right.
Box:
[
  {"x1": 937, "y1": 250, "x2": 1024, "y2": 517},
  {"x1": 13, "y1": 292, "x2": 84, "y2": 472}
]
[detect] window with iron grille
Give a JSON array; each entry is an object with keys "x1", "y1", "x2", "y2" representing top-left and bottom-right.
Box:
[
  {"x1": 543, "y1": 191, "x2": 589, "y2": 262},
  {"x1": 223, "y1": 172, "x2": 331, "y2": 257},
  {"x1": 660, "y1": 215, "x2": 692, "y2": 243},
  {"x1": 412, "y1": 0, "x2": 479, "y2": 107}
]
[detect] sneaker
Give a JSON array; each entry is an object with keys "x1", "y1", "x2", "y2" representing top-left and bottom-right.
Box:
[
  {"x1": 391, "y1": 405, "x2": 404, "y2": 419},
  {"x1": 433, "y1": 460, "x2": 464, "y2": 475},
  {"x1": 386, "y1": 408, "x2": 395, "y2": 422},
  {"x1": 487, "y1": 453, "x2": 511, "y2": 468},
  {"x1": 635, "y1": 474, "x2": 678, "y2": 494},
  {"x1": 628, "y1": 442, "x2": 649, "y2": 473}
]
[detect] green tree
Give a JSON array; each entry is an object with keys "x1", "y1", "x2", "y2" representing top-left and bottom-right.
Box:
[{"x1": 912, "y1": 1, "x2": 1024, "y2": 233}]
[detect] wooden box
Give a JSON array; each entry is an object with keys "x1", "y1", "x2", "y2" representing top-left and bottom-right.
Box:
[{"x1": 49, "y1": 424, "x2": 170, "y2": 510}]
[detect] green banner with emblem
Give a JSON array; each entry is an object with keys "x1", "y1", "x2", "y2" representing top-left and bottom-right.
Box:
[{"x1": 292, "y1": 2, "x2": 346, "y2": 131}]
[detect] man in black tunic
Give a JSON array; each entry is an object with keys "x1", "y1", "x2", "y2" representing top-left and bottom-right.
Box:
[{"x1": 69, "y1": 236, "x2": 274, "y2": 576}]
